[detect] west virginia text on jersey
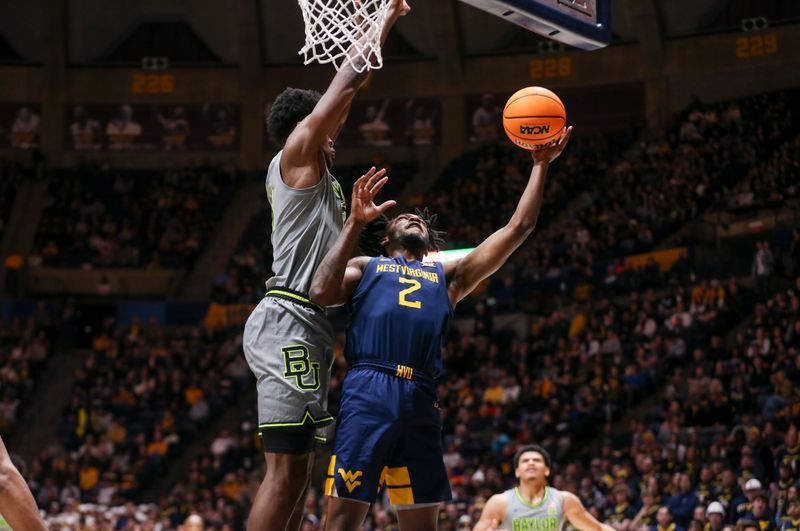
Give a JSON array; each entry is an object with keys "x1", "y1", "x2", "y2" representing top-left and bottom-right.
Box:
[{"x1": 345, "y1": 256, "x2": 453, "y2": 379}]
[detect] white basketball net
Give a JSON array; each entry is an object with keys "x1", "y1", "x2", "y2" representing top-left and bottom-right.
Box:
[{"x1": 298, "y1": 0, "x2": 391, "y2": 72}]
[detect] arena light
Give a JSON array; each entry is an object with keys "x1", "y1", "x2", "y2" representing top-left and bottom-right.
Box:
[{"x1": 424, "y1": 248, "x2": 476, "y2": 263}]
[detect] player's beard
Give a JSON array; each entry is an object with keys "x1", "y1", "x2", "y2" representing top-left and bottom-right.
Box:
[{"x1": 398, "y1": 231, "x2": 428, "y2": 257}]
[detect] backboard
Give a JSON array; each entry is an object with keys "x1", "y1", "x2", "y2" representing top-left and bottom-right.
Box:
[{"x1": 458, "y1": 0, "x2": 612, "y2": 51}]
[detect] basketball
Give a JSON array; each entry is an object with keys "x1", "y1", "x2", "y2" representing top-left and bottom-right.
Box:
[{"x1": 502, "y1": 86, "x2": 567, "y2": 150}]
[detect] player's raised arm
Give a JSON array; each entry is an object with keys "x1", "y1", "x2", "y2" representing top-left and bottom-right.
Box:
[
  {"x1": 282, "y1": 0, "x2": 411, "y2": 187},
  {"x1": 473, "y1": 493, "x2": 508, "y2": 531},
  {"x1": 562, "y1": 491, "x2": 615, "y2": 531},
  {"x1": 0, "y1": 436, "x2": 47, "y2": 531},
  {"x1": 310, "y1": 167, "x2": 396, "y2": 307},
  {"x1": 445, "y1": 126, "x2": 572, "y2": 305}
]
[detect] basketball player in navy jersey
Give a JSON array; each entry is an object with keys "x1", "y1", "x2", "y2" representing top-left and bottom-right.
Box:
[{"x1": 309, "y1": 126, "x2": 572, "y2": 531}]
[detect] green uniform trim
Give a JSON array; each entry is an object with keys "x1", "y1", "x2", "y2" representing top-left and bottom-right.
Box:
[
  {"x1": 258, "y1": 410, "x2": 334, "y2": 429},
  {"x1": 515, "y1": 487, "x2": 550, "y2": 510},
  {"x1": 266, "y1": 288, "x2": 326, "y2": 314}
]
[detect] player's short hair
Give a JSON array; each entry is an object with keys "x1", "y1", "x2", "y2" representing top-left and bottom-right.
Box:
[
  {"x1": 513, "y1": 444, "x2": 551, "y2": 470},
  {"x1": 266, "y1": 87, "x2": 322, "y2": 147}
]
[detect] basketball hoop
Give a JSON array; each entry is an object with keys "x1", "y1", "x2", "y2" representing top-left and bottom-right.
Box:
[{"x1": 297, "y1": 0, "x2": 391, "y2": 72}]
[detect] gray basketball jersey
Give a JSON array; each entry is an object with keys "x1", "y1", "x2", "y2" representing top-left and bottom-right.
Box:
[
  {"x1": 265, "y1": 150, "x2": 347, "y2": 294},
  {"x1": 500, "y1": 486, "x2": 566, "y2": 531}
]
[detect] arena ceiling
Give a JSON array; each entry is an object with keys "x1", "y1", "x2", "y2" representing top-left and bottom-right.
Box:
[{"x1": 0, "y1": 0, "x2": 796, "y2": 65}]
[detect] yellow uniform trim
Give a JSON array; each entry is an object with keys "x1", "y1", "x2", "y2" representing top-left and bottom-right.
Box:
[
  {"x1": 324, "y1": 455, "x2": 337, "y2": 496},
  {"x1": 382, "y1": 466, "x2": 415, "y2": 505}
]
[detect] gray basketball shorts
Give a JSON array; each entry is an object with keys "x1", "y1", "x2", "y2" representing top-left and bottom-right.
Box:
[{"x1": 243, "y1": 293, "x2": 335, "y2": 434}]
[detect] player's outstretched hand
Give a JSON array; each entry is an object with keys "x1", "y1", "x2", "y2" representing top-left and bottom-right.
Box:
[
  {"x1": 387, "y1": 0, "x2": 411, "y2": 20},
  {"x1": 350, "y1": 166, "x2": 396, "y2": 226},
  {"x1": 531, "y1": 125, "x2": 573, "y2": 164}
]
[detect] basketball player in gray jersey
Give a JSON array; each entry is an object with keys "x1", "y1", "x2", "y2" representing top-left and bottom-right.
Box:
[
  {"x1": 242, "y1": 1, "x2": 410, "y2": 530},
  {"x1": 474, "y1": 445, "x2": 615, "y2": 531}
]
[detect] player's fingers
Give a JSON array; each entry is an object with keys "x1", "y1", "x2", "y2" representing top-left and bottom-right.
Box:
[
  {"x1": 365, "y1": 168, "x2": 386, "y2": 191},
  {"x1": 357, "y1": 167, "x2": 377, "y2": 194},
  {"x1": 354, "y1": 170, "x2": 371, "y2": 191},
  {"x1": 369, "y1": 175, "x2": 389, "y2": 196},
  {"x1": 376, "y1": 200, "x2": 396, "y2": 215},
  {"x1": 560, "y1": 125, "x2": 573, "y2": 145}
]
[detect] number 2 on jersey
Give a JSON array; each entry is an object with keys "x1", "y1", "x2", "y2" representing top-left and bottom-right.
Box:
[{"x1": 398, "y1": 278, "x2": 422, "y2": 309}]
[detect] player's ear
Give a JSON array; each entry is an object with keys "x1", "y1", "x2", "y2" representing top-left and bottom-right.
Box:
[{"x1": 381, "y1": 235, "x2": 389, "y2": 248}]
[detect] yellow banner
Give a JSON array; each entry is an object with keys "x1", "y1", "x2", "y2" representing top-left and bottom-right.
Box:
[
  {"x1": 203, "y1": 303, "x2": 256, "y2": 328},
  {"x1": 623, "y1": 247, "x2": 687, "y2": 273}
]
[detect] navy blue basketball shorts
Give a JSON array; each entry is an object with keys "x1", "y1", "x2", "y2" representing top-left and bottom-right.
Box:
[{"x1": 324, "y1": 366, "x2": 452, "y2": 506}]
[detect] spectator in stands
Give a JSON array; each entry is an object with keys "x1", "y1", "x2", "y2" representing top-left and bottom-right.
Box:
[
  {"x1": 779, "y1": 498, "x2": 800, "y2": 531},
  {"x1": 743, "y1": 490, "x2": 775, "y2": 531},
  {"x1": 668, "y1": 474, "x2": 700, "y2": 527},
  {"x1": 471, "y1": 94, "x2": 502, "y2": 144},
  {"x1": 181, "y1": 513, "x2": 204, "y2": 530},
  {"x1": 69, "y1": 106, "x2": 101, "y2": 151},
  {"x1": 106, "y1": 105, "x2": 142, "y2": 150},
  {"x1": 753, "y1": 241, "x2": 775, "y2": 299},
  {"x1": 652, "y1": 506, "x2": 683, "y2": 531},
  {"x1": 11, "y1": 107, "x2": 40, "y2": 149},
  {"x1": 706, "y1": 502, "x2": 726, "y2": 531}
]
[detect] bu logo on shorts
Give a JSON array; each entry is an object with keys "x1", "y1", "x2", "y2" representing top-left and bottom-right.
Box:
[
  {"x1": 282, "y1": 345, "x2": 321, "y2": 391},
  {"x1": 338, "y1": 469, "x2": 363, "y2": 492}
]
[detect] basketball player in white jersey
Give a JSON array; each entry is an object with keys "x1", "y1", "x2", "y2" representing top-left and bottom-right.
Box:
[
  {"x1": 242, "y1": 1, "x2": 410, "y2": 530},
  {"x1": 0, "y1": 436, "x2": 46, "y2": 531},
  {"x1": 474, "y1": 445, "x2": 615, "y2": 531}
]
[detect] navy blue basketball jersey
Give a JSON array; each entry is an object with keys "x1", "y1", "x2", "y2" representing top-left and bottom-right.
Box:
[{"x1": 345, "y1": 256, "x2": 453, "y2": 378}]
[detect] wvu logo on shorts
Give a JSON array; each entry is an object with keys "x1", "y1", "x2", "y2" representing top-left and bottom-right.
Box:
[
  {"x1": 395, "y1": 364, "x2": 414, "y2": 380},
  {"x1": 338, "y1": 469, "x2": 363, "y2": 493},
  {"x1": 282, "y1": 345, "x2": 321, "y2": 391}
]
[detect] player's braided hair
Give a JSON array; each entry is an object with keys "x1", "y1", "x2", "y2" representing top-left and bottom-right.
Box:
[
  {"x1": 358, "y1": 216, "x2": 389, "y2": 257},
  {"x1": 356, "y1": 207, "x2": 446, "y2": 257},
  {"x1": 414, "y1": 207, "x2": 446, "y2": 253}
]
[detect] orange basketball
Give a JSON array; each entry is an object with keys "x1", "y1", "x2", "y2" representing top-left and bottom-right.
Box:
[{"x1": 503, "y1": 87, "x2": 566, "y2": 150}]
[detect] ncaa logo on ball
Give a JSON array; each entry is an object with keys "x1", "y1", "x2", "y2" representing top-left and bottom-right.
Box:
[{"x1": 520, "y1": 124, "x2": 550, "y2": 135}]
